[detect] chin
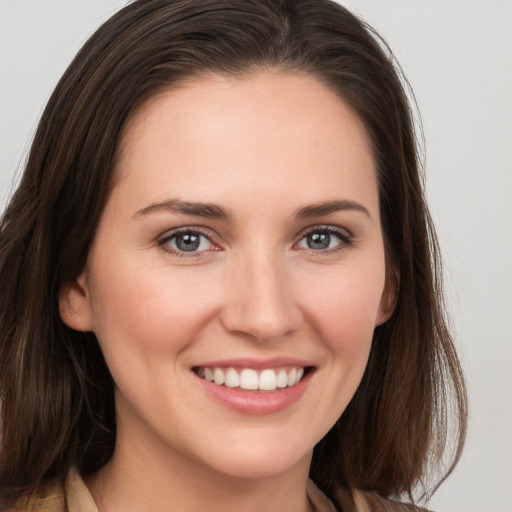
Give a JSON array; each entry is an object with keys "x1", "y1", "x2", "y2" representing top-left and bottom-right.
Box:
[{"x1": 196, "y1": 436, "x2": 313, "y2": 480}]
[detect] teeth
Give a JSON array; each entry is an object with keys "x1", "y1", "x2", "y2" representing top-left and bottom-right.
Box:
[
  {"x1": 240, "y1": 369, "x2": 259, "y2": 390},
  {"x1": 259, "y1": 369, "x2": 277, "y2": 391},
  {"x1": 198, "y1": 366, "x2": 306, "y2": 391},
  {"x1": 276, "y1": 369, "x2": 288, "y2": 388},
  {"x1": 225, "y1": 368, "x2": 240, "y2": 388},
  {"x1": 213, "y1": 368, "x2": 225, "y2": 385}
]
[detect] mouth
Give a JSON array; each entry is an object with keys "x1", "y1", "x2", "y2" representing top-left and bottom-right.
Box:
[
  {"x1": 193, "y1": 365, "x2": 312, "y2": 392},
  {"x1": 192, "y1": 358, "x2": 315, "y2": 414}
]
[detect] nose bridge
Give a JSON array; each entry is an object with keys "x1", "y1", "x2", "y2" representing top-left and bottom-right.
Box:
[{"x1": 221, "y1": 246, "x2": 301, "y2": 341}]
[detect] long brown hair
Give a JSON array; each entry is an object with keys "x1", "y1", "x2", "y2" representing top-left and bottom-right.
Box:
[{"x1": 0, "y1": 0, "x2": 467, "y2": 509}]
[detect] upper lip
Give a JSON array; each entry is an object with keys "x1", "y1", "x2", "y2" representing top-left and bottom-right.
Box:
[{"x1": 193, "y1": 356, "x2": 315, "y2": 370}]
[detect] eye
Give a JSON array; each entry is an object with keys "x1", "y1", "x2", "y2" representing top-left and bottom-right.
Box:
[
  {"x1": 296, "y1": 227, "x2": 352, "y2": 252},
  {"x1": 159, "y1": 229, "x2": 216, "y2": 254}
]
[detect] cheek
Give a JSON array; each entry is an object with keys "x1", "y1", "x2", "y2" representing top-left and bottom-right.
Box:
[
  {"x1": 88, "y1": 255, "x2": 221, "y2": 358},
  {"x1": 298, "y1": 264, "x2": 386, "y2": 352},
  {"x1": 288, "y1": 264, "x2": 384, "y2": 438}
]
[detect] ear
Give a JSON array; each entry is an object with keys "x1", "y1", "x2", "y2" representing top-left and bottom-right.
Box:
[
  {"x1": 59, "y1": 272, "x2": 94, "y2": 332},
  {"x1": 375, "y1": 265, "x2": 399, "y2": 326}
]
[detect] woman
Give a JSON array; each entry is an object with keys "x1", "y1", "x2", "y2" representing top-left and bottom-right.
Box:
[{"x1": 0, "y1": 1, "x2": 467, "y2": 510}]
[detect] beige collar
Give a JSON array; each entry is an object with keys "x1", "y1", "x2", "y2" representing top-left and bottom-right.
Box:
[{"x1": 63, "y1": 468, "x2": 338, "y2": 512}]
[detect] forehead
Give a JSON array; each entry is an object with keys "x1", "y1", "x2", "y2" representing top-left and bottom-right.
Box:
[{"x1": 111, "y1": 71, "x2": 376, "y2": 212}]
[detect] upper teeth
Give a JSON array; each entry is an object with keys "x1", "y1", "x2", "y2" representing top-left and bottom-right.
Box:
[{"x1": 199, "y1": 367, "x2": 305, "y2": 391}]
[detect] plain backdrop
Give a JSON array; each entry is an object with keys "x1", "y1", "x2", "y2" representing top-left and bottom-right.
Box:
[{"x1": 1, "y1": 1, "x2": 511, "y2": 511}]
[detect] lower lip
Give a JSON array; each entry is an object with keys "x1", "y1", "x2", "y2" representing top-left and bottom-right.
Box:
[{"x1": 195, "y1": 371, "x2": 312, "y2": 415}]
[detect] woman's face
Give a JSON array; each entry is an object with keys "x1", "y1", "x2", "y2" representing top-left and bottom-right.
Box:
[{"x1": 61, "y1": 71, "x2": 394, "y2": 480}]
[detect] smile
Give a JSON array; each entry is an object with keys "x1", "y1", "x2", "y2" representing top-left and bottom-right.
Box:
[
  {"x1": 193, "y1": 358, "x2": 314, "y2": 414},
  {"x1": 195, "y1": 366, "x2": 305, "y2": 391}
]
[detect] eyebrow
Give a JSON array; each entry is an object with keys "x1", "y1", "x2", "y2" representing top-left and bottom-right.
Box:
[
  {"x1": 133, "y1": 198, "x2": 370, "y2": 222},
  {"x1": 133, "y1": 199, "x2": 232, "y2": 221},
  {"x1": 294, "y1": 200, "x2": 371, "y2": 220}
]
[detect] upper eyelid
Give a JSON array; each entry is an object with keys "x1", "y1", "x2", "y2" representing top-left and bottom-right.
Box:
[
  {"x1": 159, "y1": 225, "x2": 217, "y2": 239},
  {"x1": 296, "y1": 224, "x2": 353, "y2": 240},
  {"x1": 294, "y1": 225, "x2": 355, "y2": 254},
  {"x1": 157, "y1": 228, "x2": 221, "y2": 258},
  {"x1": 158, "y1": 226, "x2": 220, "y2": 248}
]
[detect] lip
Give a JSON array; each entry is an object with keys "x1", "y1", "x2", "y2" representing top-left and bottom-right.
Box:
[
  {"x1": 192, "y1": 357, "x2": 315, "y2": 415},
  {"x1": 193, "y1": 356, "x2": 313, "y2": 370}
]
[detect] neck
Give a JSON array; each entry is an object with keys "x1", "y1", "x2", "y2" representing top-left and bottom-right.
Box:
[{"x1": 86, "y1": 425, "x2": 314, "y2": 512}]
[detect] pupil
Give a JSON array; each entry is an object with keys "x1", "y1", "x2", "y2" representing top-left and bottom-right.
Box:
[
  {"x1": 176, "y1": 233, "x2": 200, "y2": 251},
  {"x1": 308, "y1": 232, "x2": 330, "y2": 250}
]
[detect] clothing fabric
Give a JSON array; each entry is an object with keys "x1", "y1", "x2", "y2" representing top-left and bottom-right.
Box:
[
  {"x1": 10, "y1": 468, "x2": 431, "y2": 511},
  {"x1": 11, "y1": 468, "x2": 337, "y2": 512}
]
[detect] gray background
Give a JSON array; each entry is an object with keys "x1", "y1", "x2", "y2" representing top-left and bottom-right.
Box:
[{"x1": 1, "y1": 1, "x2": 511, "y2": 511}]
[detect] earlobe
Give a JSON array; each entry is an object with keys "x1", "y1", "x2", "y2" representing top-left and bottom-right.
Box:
[
  {"x1": 59, "y1": 273, "x2": 94, "y2": 332},
  {"x1": 375, "y1": 266, "x2": 399, "y2": 326}
]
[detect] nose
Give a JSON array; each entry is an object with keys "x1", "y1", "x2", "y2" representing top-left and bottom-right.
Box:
[{"x1": 220, "y1": 251, "x2": 303, "y2": 342}]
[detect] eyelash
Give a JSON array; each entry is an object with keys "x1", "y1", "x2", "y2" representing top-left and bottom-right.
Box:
[
  {"x1": 157, "y1": 225, "x2": 354, "y2": 257},
  {"x1": 295, "y1": 225, "x2": 354, "y2": 254},
  {"x1": 157, "y1": 227, "x2": 219, "y2": 258}
]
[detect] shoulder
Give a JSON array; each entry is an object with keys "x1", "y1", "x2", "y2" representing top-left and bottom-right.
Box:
[
  {"x1": 335, "y1": 487, "x2": 433, "y2": 512},
  {"x1": 4, "y1": 480, "x2": 66, "y2": 512},
  {"x1": 308, "y1": 481, "x2": 432, "y2": 512},
  {"x1": 4, "y1": 468, "x2": 97, "y2": 512}
]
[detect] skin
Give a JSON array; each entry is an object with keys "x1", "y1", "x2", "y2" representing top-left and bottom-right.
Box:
[{"x1": 60, "y1": 71, "x2": 396, "y2": 512}]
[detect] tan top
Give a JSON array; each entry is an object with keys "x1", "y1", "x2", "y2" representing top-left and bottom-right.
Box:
[
  {"x1": 12, "y1": 468, "x2": 338, "y2": 512},
  {"x1": 11, "y1": 468, "x2": 430, "y2": 511}
]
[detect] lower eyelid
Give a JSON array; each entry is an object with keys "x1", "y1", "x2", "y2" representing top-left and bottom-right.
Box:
[
  {"x1": 157, "y1": 226, "x2": 353, "y2": 255},
  {"x1": 296, "y1": 227, "x2": 354, "y2": 251}
]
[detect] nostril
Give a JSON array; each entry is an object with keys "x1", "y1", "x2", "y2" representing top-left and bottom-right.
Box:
[
  {"x1": 219, "y1": 305, "x2": 302, "y2": 342},
  {"x1": 219, "y1": 266, "x2": 302, "y2": 341}
]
